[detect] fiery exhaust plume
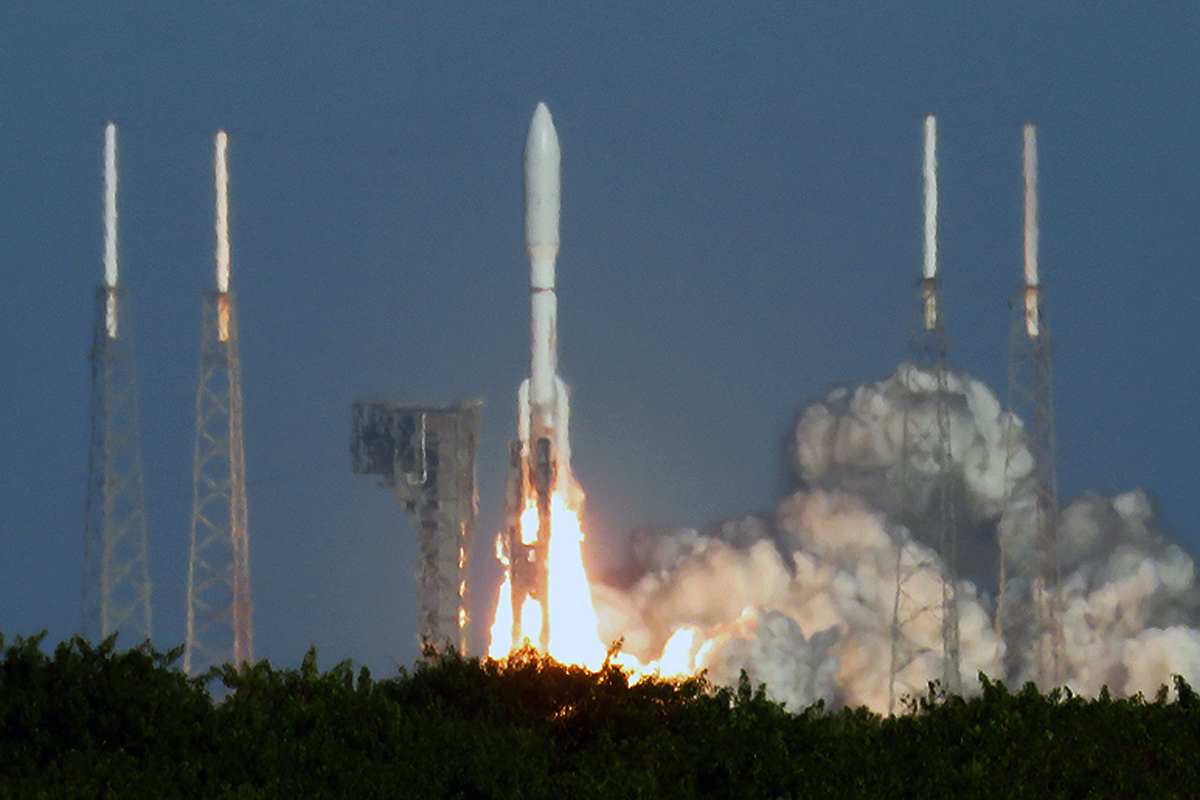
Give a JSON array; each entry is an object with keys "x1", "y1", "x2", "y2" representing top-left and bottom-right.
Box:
[
  {"x1": 488, "y1": 488, "x2": 607, "y2": 670},
  {"x1": 545, "y1": 494, "x2": 606, "y2": 669}
]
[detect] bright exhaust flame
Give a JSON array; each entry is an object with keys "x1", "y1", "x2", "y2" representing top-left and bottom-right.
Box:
[
  {"x1": 488, "y1": 568, "x2": 513, "y2": 659},
  {"x1": 521, "y1": 596, "x2": 543, "y2": 643},
  {"x1": 658, "y1": 627, "x2": 699, "y2": 677},
  {"x1": 545, "y1": 494, "x2": 606, "y2": 669},
  {"x1": 520, "y1": 504, "x2": 538, "y2": 546},
  {"x1": 488, "y1": 489, "x2": 607, "y2": 670},
  {"x1": 485, "y1": 482, "x2": 742, "y2": 679}
]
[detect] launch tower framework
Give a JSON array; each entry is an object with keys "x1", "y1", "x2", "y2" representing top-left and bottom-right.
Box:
[
  {"x1": 998, "y1": 122, "x2": 1064, "y2": 689},
  {"x1": 185, "y1": 290, "x2": 253, "y2": 675},
  {"x1": 887, "y1": 277, "x2": 962, "y2": 712},
  {"x1": 1000, "y1": 292, "x2": 1064, "y2": 687},
  {"x1": 888, "y1": 115, "x2": 960, "y2": 711},
  {"x1": 351, "y1": 398, "x2": 482, "y2": 653},
  {"x1": 83, "y1": 284, "x2": 153, "y2": 643}
]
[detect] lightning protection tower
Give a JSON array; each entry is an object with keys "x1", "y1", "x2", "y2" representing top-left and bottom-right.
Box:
[
  {"x1": 83, "y1": 122, "x2": 153, "y2": 644},
  {"x1": 999, "y1": 123, "x2": 1064, "y2": 688},
  {"x1": 888, "y1": 115, "x2": 961, "y2": 712},
  {"x1": 352, "y1": 398, "x2": 482, "y2": 654},
  {"x1": 185, "y1": 131, "x2": 253, "y2": 675}
]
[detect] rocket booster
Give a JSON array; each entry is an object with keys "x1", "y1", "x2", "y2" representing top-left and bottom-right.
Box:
[
  {"x1": 506, "y1": 102, "x2": 570, "y2": 653},
  {"x1": 520, "y1": 102, "x2": 570, "y2": 474}
]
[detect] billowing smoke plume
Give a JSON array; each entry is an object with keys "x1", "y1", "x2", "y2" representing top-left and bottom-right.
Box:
[{"x1": 593, "y1": 365, "x2": 1200, "y2": 712}]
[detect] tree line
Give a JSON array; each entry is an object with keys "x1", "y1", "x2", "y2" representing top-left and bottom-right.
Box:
[{"x1": 2, "y1": 632, "x2": 1198, "y2": 798}]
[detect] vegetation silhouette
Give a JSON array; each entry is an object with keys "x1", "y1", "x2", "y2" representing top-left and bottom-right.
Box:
[{"x1": 2, "y1": 632, "x2": 1199, "y2": 797}]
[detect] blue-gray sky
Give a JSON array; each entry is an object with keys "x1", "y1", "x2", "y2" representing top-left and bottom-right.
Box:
[{"x1": 2, "y1": 3, "x2": 1197, "y2": 671}]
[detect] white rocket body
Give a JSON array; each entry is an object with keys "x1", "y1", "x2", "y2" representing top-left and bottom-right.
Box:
[
  {"x1": 519, "y1": 102, "x2": 571, "y2": 483},
  {"x1": 500, "y1": 102, "x2": 570, "y2": 653}
]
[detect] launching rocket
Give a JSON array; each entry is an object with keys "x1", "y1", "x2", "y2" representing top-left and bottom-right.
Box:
[
  {"x1": 521, "y1": 102, "x2": 571, "y2": 481},
  {"x1": 491, "y1": 103, "x2": 606, "y2": 665},
  {"x1": 503, "y1": 102, "x2": 570, "y2": 653}
]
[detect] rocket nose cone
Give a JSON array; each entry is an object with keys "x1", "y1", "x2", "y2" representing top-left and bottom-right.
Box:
[
  {"x1": 527, "y1": 102, "x2": 559, "y2": 158},
  {"x1": 525, "y1": 103, "x2": 561, "y2": 251}
]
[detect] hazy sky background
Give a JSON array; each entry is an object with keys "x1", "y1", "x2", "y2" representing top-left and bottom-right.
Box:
[{"x1": 2, "y1": 3, "x2": 1197, "y2": 671}]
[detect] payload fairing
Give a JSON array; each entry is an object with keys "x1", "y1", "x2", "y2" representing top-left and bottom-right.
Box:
[{"x1": 502, "y1": 102, "x2": 572, "y2": 653}]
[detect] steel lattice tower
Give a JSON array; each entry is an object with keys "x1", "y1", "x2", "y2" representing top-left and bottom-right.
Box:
[
  {"x1": 83, "y1": 123, "x2": 153, "y2": 643},
  {"x1": 84, "y1": 125, "x2": 152, "y2": 647},
  {"x1": 185, "y1": 131, "x2": 253, "y2": 675},
  {"x1": 999, "y1": 123, "x2": 1063, "y2": 688},
  {"x1": 888, "y1": 115, "x2": 961, "y2": 711}
]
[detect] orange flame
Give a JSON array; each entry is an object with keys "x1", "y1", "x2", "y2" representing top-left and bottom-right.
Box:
[
  {"x1": 488, "y1": 569, "x2": 513, "y2": 659},
  {"x1": 487, "y1": 481, "x2": 738, "y2": 681},
  {"x1": 487, "y1": 489, "x2": 606, "y2": 669},
  {"x1": 657, "y1": 627, "x2": 700, "y2": 677},
  {"x1": 545, "y1": 494, "x2": 606, "y2": 669}
]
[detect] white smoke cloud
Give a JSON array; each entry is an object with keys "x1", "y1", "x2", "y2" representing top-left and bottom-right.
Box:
[
  {"x1": 1054, "y1": 490, "x2": 1200, "y2": 696},
  {"x1": 794, "y1": 364, "x2": 1029, "y2": 525},
  {"x1": 700, "y1": 609, "x2": 841, "y2": 710},
  {"x1": 593, "y1": 365, "x2": 1200, "y2": 713}
]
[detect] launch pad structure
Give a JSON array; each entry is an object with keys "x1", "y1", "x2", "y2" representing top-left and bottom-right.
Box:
[
  {"x1": 888, "y1": 283, "x2": 963, "y2": 707},
  {"x1": 1001, "y1": 292, "x2": 1063, "y2": 686},
  {"x1": 888, "y1": 115, "x2": 962, "y2": 712},
  {"x1": 84, "y1": 291, "x2": 155, "y2": 642},
  {"x1": 999, "y1": 122, "x2": 1064, "y2": 687},
  {"x1": 186, "y1": 290, "x2": 253, "y2": 674},
  {"x1": 185, "y1": 132, "x2": 254, "y2": 676},
  {"x1": 83, "y1": 123, "x2": 152, "y2": 644},
  {"x1": 351, "y1": 398, "x2": 482, "y2": 654}
]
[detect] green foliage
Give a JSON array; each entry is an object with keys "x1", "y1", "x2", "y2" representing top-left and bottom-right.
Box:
[
  {"x1": 0, "y1": 631, "x2": 211, "y2": 797},
  {"x1": 4, "y1": 633, "x2": 1200, "y2": 797}
]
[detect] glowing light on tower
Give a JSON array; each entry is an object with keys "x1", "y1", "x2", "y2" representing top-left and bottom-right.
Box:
[
  {"x1": 104, "y1": 123, "x2": 119, "y2": 338},
  {"x1": 185, "y1": 129, "x2": 253, "y2": 675},
  {"x1": 1001, "y1": 121, "x2": 1064, "y2": 688},
  {"x1": 1023, "y1": 123, "x2": 1040, "y2": 339},
  {"x1": 922, "y1": 114, "x2": 939, "y2": 331},
  {"x1": 215, "y1": 131, "x2": 231, "y2": 341},
  {"x1": 887, "y1": 112, "x2": 961, "y2": 711},
  {"x1": 83, "y1": 121, "x2": 152, "y2": 644}
]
